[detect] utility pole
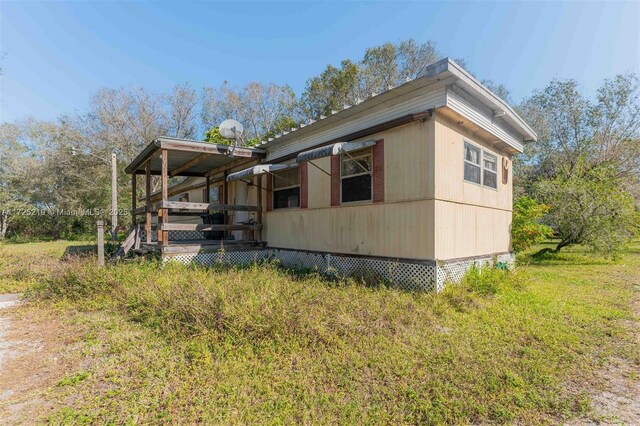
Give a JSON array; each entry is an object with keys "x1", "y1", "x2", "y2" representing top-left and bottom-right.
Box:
[
  {"x1": 72, "y1": 147, "x2": 119, "y2": 241},
  {"x1": 111, "y1": 151, "x2": 118, "y2": 240}
]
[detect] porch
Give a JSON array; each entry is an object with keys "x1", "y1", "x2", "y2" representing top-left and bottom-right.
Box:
[{"x1": 124, "y1": 137, "x2": 267, "y2": 256}]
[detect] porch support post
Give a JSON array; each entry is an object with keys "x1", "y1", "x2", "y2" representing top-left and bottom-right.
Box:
[
  {"x1": 205, "y1": 176, "x2": 210, "y2": 203},
  {"x1": 160, "y1": 149, "x2": 169, "y2": 247},
  {"x1": 131, "y1": 172, "x2": 137, "y2": 228},
  {"x1": 145, "y1": 160, "x2": 152, "y2": 244},
  {"x1": 223, "y1": 170, "x2": 229, "y2": 238},
  {"x1": 255, "y1": 160, "x2": 262, "y2": 242}
]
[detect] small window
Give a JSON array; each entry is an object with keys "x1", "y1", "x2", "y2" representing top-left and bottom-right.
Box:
[
  {"x1": 464, "y1": 142, "x2": 481, "y2": 184},
  {"x1": 464, "y1": 141, "x2": 498, "y2": 189},
  {"x1": 272, "y1": 167, "x2": 300, "y2": 209},
  {"x1": 341, "y1": 148, "x2": 372, "y2": 203},
  {"x1": 203, "y1": 187, "x2": 219, "y2": 203},
  {"x1": 483, "y1": 152, "x2": 498, "y2": 189}
]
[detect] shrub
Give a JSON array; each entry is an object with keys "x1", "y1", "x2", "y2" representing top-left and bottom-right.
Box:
[
  {"x1": 511, "y1": 196, "x2": 553, "y2": 252},
  {"x1": 461, "y1": 264, "x2": 523, "y2": 296}
]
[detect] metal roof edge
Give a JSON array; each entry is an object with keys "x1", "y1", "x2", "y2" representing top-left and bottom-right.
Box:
[
  {"x1": 445, "y1": 58, "x2": 538, "y2": 141},
  {"x1": 259, "y1": 57, "x2": 536, "y2": 151},
  {"x1": 124, "y1": 139, "x2": 162, "y2": 174}
]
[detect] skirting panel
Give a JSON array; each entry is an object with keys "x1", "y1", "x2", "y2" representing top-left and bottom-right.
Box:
[
  {"x1": 163, "y1": 248, "x2": 515, "y2": 292},
  {"x1": 140, "y1": 230, "x2": 205, "y2": 242},
  {"x1": 437, "y1": 252, "x2": 515, "y2": 284}
]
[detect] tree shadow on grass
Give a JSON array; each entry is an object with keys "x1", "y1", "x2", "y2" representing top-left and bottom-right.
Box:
[{"x1": 519, "y1": 242, "x2": 622, "y2": 267}]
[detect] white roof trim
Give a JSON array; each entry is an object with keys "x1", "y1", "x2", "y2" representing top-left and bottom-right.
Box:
[
  {"x1": 296, "y1": 140, "x2": 377, "y2": 163},
  {"x1": 226, "y1": 164, "x2": 296, "y2": 182},
  {"x1": 445, "y1": 60, "x2": 537, "y2": 142}
]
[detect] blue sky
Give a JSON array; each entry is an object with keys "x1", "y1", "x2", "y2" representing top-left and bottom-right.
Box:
[{"x1": 1, "y1": 1, "x2": 638, "y2": 123}]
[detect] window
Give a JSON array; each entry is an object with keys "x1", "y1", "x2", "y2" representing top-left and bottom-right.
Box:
[
  {"x1": 483, "y1": 152, "x2": 498, "y2": 189},
  {"x1": 464, "y1": 141, "x2": 498, "y2": 189},
  {"x1": 203, "y1": 187, "x2": 219, "y2": 203},
  {"x1": 341, "y1": 147, "x2": 372, "y2": 203},
  {"x1": 464, "y1": 142, "x2": 481, "y2": 184},
  {"x1": 272, "y1": 167, "x2": 300, "y2": 209}
]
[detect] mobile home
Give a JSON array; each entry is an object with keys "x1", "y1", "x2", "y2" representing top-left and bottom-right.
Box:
[{"x1": 125, "y1": 58, "x2": 537, "y2": 290}]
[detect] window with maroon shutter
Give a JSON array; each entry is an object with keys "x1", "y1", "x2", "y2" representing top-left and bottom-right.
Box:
[
  {"x1": 272, "y1": 166, "x2": 300, "y2": 209},
  {"x1": 340, "y1": 147, "x2": 373, "y2": 203}
]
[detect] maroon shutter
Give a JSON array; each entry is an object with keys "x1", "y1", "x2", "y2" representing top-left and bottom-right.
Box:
[
  {"x1": 300, "y1": 162, "x2": 308, "y2": 208},
  {"x1": 266, "y1": 173, "x2": 273, "y2": 211},
  {"x1": 373, "y1": 140, "x2": 385, "y2": 203},
  {"x1": 331, "y1": 155, "x2": 340, "y2": 206}
]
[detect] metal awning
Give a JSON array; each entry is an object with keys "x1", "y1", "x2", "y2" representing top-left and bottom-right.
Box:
[
  {"x1": 296, "y1": 140, "x2": 376, "y2": 163},
  {"x1": 226, "y1": 164, "x2": 296, "y2": 182}
]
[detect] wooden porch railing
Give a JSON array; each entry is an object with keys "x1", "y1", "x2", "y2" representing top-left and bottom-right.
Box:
[
  {"x1": 129, "y1": 151, "x2": 264, "y2": 251},
  {"x1": 131, "y1": 202, "x2": 263, "y2": 247}
]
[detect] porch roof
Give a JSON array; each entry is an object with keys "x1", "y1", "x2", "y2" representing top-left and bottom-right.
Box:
[{"x1": 124, "y1": 137, "x2": 266, "y2": 177}]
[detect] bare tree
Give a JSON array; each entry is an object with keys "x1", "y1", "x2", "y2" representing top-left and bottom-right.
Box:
[
  {"x1": 202, "y1": 81, "x2": 298, "y2": 144},
  {"x1": 167, "y1": 83, "x2": 199, "y2": 139}
]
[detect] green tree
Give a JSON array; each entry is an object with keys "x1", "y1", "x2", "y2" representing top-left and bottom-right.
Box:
[
  {"x1": 300, "y1": 59, "x2": 361, "y2": 120},
  {"x1": 262, "y1": 116, "x2": 299, "y2": 140},
  {"x1": 515, "y1": 74, "x2": 640, "y2": 194},
  {"x1": 204, "y1": 127, "x2": 231, "y2": 145},
  {"x1": 535, "y1": 163, "x2": 639, "y2": 256},
  {"x1": 511, "y1": 196, "x2": 553, "y2": 252},
  {"x1": 300, "y1": 39, "x2": 445, "y2": 121}
]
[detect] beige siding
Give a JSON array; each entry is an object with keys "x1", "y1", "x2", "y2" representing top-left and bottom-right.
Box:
[
  {"x1": 162, "y1": 110, "x2": 514, "y2": 261},
  {"x1": 382, "y1": 120, "x2": 434, "y2": 202},
  {"x1": 433, "y1": 111, "x2": 513, "y2": 210},
  {"x1": 265, "y1": 200, "x2": 434, "y2": 259},
  {"x1": 433, "y1": 200, "x2": 511, "y2": 259},
  {"x1": 304, "y1": 120, "x2": 433, "y2": 208},
  {"x1": 433, "y1": 111, "x2": 513, "y2": 258},
  {"x1": 264, "y1": 120, "x2": 435, "y2": 259},
  {"x1": 307, "y1": 156, "x2": 331, "y2": 208}
]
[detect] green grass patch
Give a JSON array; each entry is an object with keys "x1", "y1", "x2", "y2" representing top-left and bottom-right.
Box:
[
  {"x1": 0, "y1": 240, "x2": 93, "y2": 293},
  {"x1": 5, "y1": 240, "x2": 640, "y2": 424}
]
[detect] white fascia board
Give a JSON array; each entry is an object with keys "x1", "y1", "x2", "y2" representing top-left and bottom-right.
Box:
[
  {"x1": 445, "y1": 59, "x2": 537, "y2": 142},
  {"x1": 446, "y1": 85, "x2": 524, "y2": 153}
]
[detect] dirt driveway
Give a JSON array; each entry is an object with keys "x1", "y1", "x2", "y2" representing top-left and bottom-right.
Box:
[{"x1": 0, "y1": 296, "x2": 84, "y2": 425}]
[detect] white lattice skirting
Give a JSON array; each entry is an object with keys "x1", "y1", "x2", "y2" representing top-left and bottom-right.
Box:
[
  {"x1": 140, "y1": 230, "x2": 204, "y2": 241},
  {"x1": 164, "y1": 249, "x2": 515, "y2": 292}
]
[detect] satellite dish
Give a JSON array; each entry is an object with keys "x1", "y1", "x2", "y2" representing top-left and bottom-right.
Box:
[{"x1": 219, "y1": 119, "x2": 244, "y2": 140}]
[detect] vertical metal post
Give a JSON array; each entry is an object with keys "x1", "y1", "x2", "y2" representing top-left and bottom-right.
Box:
[
  {"x1": 111, "y1": 151, "x2": 118, "y2": 240},
  {"x1": 97, "y1": 220, "x2": 105, "y2": 266}
]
